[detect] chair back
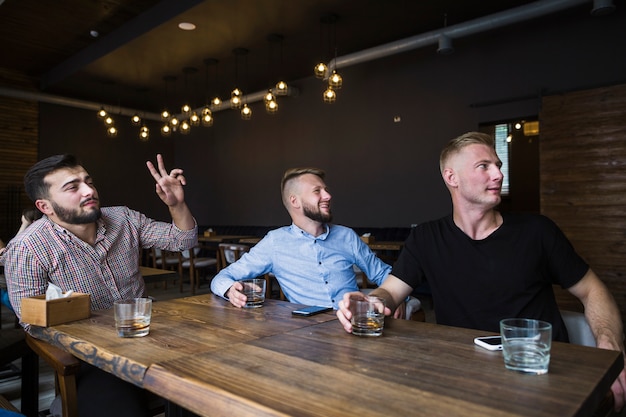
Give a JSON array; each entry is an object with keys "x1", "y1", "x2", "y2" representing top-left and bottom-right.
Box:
[{"x1": 218, "y1": 243, "x2": 250, "y2": 271}]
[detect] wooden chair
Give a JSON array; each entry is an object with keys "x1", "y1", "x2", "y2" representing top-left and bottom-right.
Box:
[
  {"x1": 178, "y1": 247, "x2": 217, "y2": 295},
  {"x1": 218, "y1": 243, "x2": 284, "y2": 300},
  {"x1": 25, "y1": 334, "x2": 80, "y2": 417},
  {"x1": 0, "y1": 327, "x2": 38, "y2": 417},
  {"x1": 148, "y1": 248, "x2": 181, "y2": 289}
]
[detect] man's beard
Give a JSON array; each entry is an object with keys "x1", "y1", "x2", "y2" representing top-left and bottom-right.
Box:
[
  {"x1": 303, "y1": 202, "x2": 332, "y2": 223},
  {"x1": 51, "y1": 200, "x2": 101, "y2": 224}
]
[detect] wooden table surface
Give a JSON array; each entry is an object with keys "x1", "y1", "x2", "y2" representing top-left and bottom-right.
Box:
[
  {"x1": 28, "y1": 296, "x2": 335, "y2": 386},
  {"x1": 30, "y1": 295, "x2": 623, "y2": 417},
  {"x1": 198, "y1": 235, "x2": 257, "y2": 243},
  {"x1": 367, "y1": 240, "x2": 404, "y2": 251}
]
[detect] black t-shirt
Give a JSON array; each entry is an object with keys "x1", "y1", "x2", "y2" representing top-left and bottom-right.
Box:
[{"x1": 392, "y1": 213, "x2": 589, "y2": 342}]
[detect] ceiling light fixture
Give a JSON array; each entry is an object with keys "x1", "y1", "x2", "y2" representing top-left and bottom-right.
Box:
[
  {"x1": 178, "y1": 22, "x2": 196, "y2": 31},
  {"x1": 314, "y1": 14, "x2": 338, "y2": 79},
  {"x1": 161, "y1": 75, "x2": 176, "y2": 121},
  {"x1": 181, "y1": 67, "x2": 197, "y2": 118},
  {"x1": 106, "y1": 125, "x2": 117, "y2": 138},
  {"x1": 230, "y1": 48, "x2": 248, "y2": 109},
  {"x1": 139, "y1": 125, "x2": 149, "y2": 141},
  {"x1": 180, "y1": 119, "x2": 191, "y2": 134},
  {"x1": 241, "y1": 104, "x2": 252, "y2": 120},
  {"x1": 203, "y1": 58, "x2": 220, "y2": 122}
]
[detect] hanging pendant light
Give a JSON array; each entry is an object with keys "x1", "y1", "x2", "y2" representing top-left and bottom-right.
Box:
[
  {"x1": 106, "y1": 125, "x2": 117, "y2": 137},
  {"x1": 266, "y1": 99, "x2": 278, "y2": 114},
  {"x1": 161, "y1": 75, "x2": 176, "y2": 121},
  {"x1": 201, "y1": 108, "x2": 213, "y2": 127},
  {"x1": 180, "y1": 120, "x2": 191, "y2": 135},
  {"x1": 241, "y1": 104, "x2": 252, "y2": 120},
  {"x1": 329, "y1": 70, "x2": 343, "y2": 89},
  {"x1": 170, "y1": 116, "x2": 180, "y2": 131},
  {"x1": 230, "y1": 88, "x2": 243, "y2": 109},
  {"x1": 212, "y1": 96, "x2": 222, "y2": 108},
  {"x1": 130, "y1": 114, "x2": 141, "y2": 126},
  {"x1": 139, "y1": 125, "x2": 149, "y2": 141},
  {"x1": 104, "y1": 116, "x2": 114, "y2": 126},
  {"x1": 264, "y1": 90, "x2": 275, "y2": 103},
  {"x1": 190, "y1": 111, "x2": 200, "y2": 127},
  {"x1": 181, "y1": 67, "x2": 197, "y2": 117},
  {"x1": 275, "y1": 80, "x2": 288, "y2": 96},
  {"x1": 231, "y1": 48, "x2": 248, "y2": 109},
  {"x1": 97, "y1": 107, "x2": 107, "y2": 119},
  {"x1": 323, "y1": 86, "x2": 336, "y2": 103},
  {"x1": 161, "y1": 123, "x2": 172, "y2": 137},
  {"x1": 315, "y1": 14, "x2": 338, "y2": 79},
  {"x1": 314, "y1": 62, "x2": 328, "y2": 79}
]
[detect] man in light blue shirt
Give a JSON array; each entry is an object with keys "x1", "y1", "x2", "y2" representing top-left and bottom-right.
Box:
[{"x1": 211, "y1": 167, "x2": 391, "y2": 309}]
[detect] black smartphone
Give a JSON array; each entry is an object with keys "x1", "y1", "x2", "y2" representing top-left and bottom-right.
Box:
[{"x1": 291, "y1": 305, "x2": 333, "y2": 317}]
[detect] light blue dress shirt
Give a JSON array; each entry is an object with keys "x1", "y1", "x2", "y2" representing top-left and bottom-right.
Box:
[{"x1": 210, "y1": 224, "x2": 391, "y2": 309}]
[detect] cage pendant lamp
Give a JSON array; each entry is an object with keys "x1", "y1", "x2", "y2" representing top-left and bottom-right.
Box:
[
  {"x1": 106, "y1": 125, "x2": 117, "y2": 137},
  {"x1": 329, "y1": 70, "x2": 342, "y2": 89},
  {"x1": 314, "y1": 62, "x2": 328, "y2": 79},
  {"x1": 230, "y1": 48, "x2": 248, "y2": 109},
  {"x1": 139, "y1": 125, "x2": 149, "y2": 141},
  {"x1": 203, "y1": 58, "x2": 222, "y2": 114},
  {"x1": 241, "y1": 103, "x2": 252, "y2": 120},
  {"x1": 315, "y1": 13, "x2": 338, "y2": 79},
  {"x1": 180, "y1": 119, "x2": 191, "y2": 135},
  {"x1": 161, "y1": 123, "x2": 172, "y2": 137},
  {"x1": 323, "y1": 86, "x2": 336, "y2": 103}
]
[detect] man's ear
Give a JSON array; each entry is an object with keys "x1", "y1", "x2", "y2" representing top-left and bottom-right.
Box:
[
  {"x1": 35, "y1": 199, "x2": 53, "y2": 216},
  {"x1": 442, "y1": 168, "x2": 458, "y2": 188},
  {"x1": 289, "y1": 194, "x2": 300, "y2": 209}
]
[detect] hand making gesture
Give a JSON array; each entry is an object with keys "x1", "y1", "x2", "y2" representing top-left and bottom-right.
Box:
[{"x1": 146, "y1": 154, "x2": 195, "y2": 230}]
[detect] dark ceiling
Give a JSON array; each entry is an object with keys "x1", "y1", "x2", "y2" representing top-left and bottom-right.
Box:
[{"x1": 0, "y1": 0, "x2": 605, "y2": 115}]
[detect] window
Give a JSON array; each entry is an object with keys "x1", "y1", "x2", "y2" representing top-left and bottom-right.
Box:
[{"x1": 494, "y1": 124, "x2": 510, "y2": 196}]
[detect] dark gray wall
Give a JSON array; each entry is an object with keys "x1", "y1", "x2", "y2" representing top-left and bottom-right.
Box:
[{"x1": 39, "y1": 9, "x2": 626, "y2": 228}]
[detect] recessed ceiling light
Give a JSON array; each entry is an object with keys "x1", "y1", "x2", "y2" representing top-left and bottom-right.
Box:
[{"x1": 178, "y1": 22, "x2": 196, "y2": 30}]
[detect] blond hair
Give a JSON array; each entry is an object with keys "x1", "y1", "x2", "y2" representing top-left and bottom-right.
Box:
[{"x1": 439, "y1": 132, "x2": 495, "y2": 174}]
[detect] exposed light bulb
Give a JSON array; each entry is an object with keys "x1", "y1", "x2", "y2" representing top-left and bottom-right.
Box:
[
  {"x1": 314, "y1": 62, "x2": 328, "y2": 79},
  {"x1": 275, "y1": 81, "x2": 288, "y2": 96},
  {"x1": 241, "y1": 104, "x2": 252, "y2": 120},
  {"x1": 323, "y1": 87, "x2": 336, "y2": 103},
  {"x1": 329, "y1": 71, "x2": 343, "y2": 89}
]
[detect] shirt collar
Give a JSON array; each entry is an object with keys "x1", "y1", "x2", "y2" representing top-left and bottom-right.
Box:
[{"x1": 289, "y1": 223, "x2": 331, "y2": 241}]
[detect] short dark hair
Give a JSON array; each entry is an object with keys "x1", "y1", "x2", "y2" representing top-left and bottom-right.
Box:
[
  {"x1": 24, "y1": 154, "x2": 81, "y2": 201},
  {"x1": 280, "y1": 167, "x2": 325, "y2": 207}
]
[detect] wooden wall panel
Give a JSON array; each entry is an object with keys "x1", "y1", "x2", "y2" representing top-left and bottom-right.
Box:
[
  {"x1": 541, "y1": 84, "x2": 626, "y2": 325},
  {"x1": 0, "y1": 68, "x2": 38, "y2": 243}
]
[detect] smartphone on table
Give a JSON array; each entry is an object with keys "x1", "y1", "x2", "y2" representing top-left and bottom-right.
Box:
[
  {"x1": 292, "y1": 305, "x2": 333, "y2": 317},
  {"x1": 473, "y1": 335, "x2": 503, "y2": 351}
]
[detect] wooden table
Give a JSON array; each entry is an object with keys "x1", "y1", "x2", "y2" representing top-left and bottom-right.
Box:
[
  {"x1": 139, "y1": 266, "x2": 178, "y2": 284},
  {"x1": 367, "y1": 240, "x2": 404, "y2": 251},
  {"x1": 198, "y1": 235, "x2": 257, "y2": 244},
  {"x1": 30, "y1": 295, "x2": 623, "y2": 417}
]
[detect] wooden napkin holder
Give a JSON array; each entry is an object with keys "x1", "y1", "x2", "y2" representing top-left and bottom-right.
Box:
[{"x1": 21, "y1": 293, "x2": 91, "y2": 327}]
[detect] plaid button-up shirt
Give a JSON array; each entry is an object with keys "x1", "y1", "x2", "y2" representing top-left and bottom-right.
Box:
[{"x1": 3, "y1": 206, "x2": 197, "y2": 323}]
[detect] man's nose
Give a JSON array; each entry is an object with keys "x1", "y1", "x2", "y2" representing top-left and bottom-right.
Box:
[{"x1": 79, "y1": 182, "x2": 94, "y2": 195}]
